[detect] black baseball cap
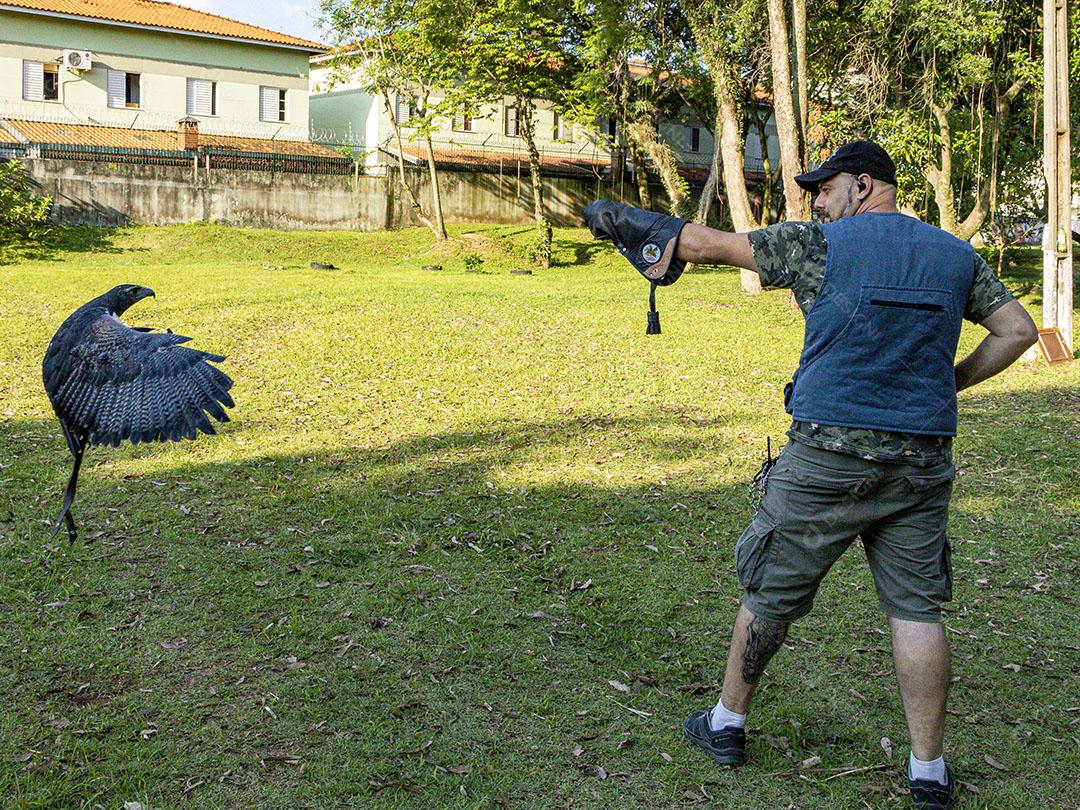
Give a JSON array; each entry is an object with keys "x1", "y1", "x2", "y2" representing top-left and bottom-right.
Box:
[{"x1": 795, "y1": 140, "x2": 897, "y2": 193}]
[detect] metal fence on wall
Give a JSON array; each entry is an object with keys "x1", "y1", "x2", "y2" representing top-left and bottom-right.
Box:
[{"x1": 9, "y1": 142, "x2": 355, "y2": 175}]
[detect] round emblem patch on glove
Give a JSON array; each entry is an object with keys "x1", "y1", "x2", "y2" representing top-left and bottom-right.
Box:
[{"x1": 642, "y1": 243, "x2": 661, "y2": 264}]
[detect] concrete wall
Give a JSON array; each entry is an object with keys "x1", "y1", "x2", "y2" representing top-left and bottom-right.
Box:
[
  {"x1": 0, "y1": 9, "x2": 314, "y2": 141},
  {"x1": 21, "y1": 158, "x2": 661, "y2": 231}
]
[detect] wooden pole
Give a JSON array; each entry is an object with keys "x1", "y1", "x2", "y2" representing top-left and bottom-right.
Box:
[{"x1": 1043, "y1": 0, "x2": 1073, "y2": 350}]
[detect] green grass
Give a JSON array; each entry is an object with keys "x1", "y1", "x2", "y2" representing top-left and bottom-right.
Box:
[{"x1": 0, "y1": 225, "x2": 1077, "y2": 809}]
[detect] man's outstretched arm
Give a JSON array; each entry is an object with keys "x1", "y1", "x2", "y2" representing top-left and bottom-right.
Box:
[
  {"x1": 677, "y1": 224, "x2": 756, "y2": 271},
  {"x1": 955, "y1": 300, "x2": 1039, "y2": 392}
]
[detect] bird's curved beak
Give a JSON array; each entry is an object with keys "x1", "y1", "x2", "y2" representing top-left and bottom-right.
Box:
[{"x1": 140, "y1": 287, "x2": 156, "y2": 300}]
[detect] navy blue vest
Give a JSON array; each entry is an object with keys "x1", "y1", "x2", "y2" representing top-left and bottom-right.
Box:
[{"x1": 786, "y1": 213, "x2": 974, "y2": 436}]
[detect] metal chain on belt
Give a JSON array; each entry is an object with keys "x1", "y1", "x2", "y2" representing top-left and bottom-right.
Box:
[{"x1": 748, "y1": 437, "x2": 778, "y2": 509}]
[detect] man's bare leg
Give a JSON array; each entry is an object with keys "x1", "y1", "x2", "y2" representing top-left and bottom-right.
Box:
[
  {"x1": 719, "y1": 604, "x2": 790, "y2": 715},
  {"x1": 890, "y1": 617, "x2": 950, "y2": 760}
]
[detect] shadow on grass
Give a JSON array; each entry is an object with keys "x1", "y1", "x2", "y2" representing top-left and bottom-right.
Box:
[
  {"x1": 1, "y1": 385, "x2": 1076, "y2": 806},
  {"x1": 0, "y1": 225, "x2": 131, "y2": 265}
]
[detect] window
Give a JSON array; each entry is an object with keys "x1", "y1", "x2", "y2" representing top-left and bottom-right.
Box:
[
  {"x1": 504, "y1": 105, "x2": 519, "y2": 137},
  {"x1": 260, "y1": 86, "x2": 287, "y2": 122},
  {"x1": 43, "y1": 63, "x2": 59, "y2": 101},
  {"x1": 686, "y1": 126, "x2": 701, "y2": 153},
  {"x1": 108, "y1": 70, "x2": 141, "y2": 108},
  {"x1": 23, "y1": 61, "x2": 60, "y2": 102},
  {"x1": 186, "y1": 78, "x2": 216, "y2": 116},
  {"x1": 552, "y1": 111, "x2": 568, "y2": 141},
  {"x1": 394, "y1": 94, "x2": 415, "y2": 125},
  {"x1": 452, "y1": 109, "x2": 473, "y2": 132}
]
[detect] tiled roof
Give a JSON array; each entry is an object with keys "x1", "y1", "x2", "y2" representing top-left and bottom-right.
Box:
[
  {"x1": 2, "y1": 0, "x2": 325, "y2": 50},
  {"x1": 399, "y1": 146, "x2": 608, "y2": 177},
  {"x1": 4, "y1": 119, "x2": 345, "y2": 157}
]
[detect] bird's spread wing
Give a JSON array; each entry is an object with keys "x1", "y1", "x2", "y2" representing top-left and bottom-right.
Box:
[{"x1": 47, "y1": 310, "x2": 234, "y2": 447}]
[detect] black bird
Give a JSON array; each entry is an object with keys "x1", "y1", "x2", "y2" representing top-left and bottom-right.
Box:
[{"x1": 42, "y1": 284, "x2": 234, "y2": 542}]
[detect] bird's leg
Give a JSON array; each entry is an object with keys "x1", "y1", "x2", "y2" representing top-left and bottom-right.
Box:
[{"x1": 52, "y1": 444, "x2": 84, "y2": 544}]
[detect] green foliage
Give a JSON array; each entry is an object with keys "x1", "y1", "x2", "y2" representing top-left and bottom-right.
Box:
[{"x1": 0, "y1": 160, "x2": 51, "y2": 255}]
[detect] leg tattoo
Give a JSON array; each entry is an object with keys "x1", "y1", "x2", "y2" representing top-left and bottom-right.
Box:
[{"x1": 741, "y1": 615, "x2": 789, "y2": 685}]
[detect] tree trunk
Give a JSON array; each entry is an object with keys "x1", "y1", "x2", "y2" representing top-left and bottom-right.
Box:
[
  {"x1": 629, "y1": 142, "x2": 653, "y2": 209},
  {"x1": 422, "y1": 133, "x2": 447, "y2": 239},
  {"x1": 789, "y1": 0, "x2": 809, "y2": 166},
  {"x1": 380, "y1": 89, "x2": 441, "y2": 238},
  {"x1": 714, "y1": 71, "x2": 761, "y2": 293},
  {"x1": 766, "y1": 0, "x2": 807, "y2": 221},
  {"x1": 518, "y1": 98, "x2": 552, "y2": 268},
  {"x1": 925, "y1": 99, "x2": 959, "y2": 235},
  {"x1": 684, "y1": 3, "x2": 760, "y2": 292},
  {"x1": 925, "y1": 77, "x2": 1027, "y2": 241},
  {"x1": 419, "y1": 89, "x2": 447, "y2": 240},
  {"x1": 695, "y1": 129, "x2": 722, "y2": 224},
  {"x1": 625, "y1": 120, "x2": 693, "y2": 218}
]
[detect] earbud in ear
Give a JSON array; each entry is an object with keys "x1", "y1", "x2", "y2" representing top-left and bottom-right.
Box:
[{"x1": 857, "y1": 180, "x2": 867, "y2": 192}]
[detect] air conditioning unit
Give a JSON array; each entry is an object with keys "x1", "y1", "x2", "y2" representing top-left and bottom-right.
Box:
[{"x1": 62, "y1": 50, "x2": 93, "y2": 71}]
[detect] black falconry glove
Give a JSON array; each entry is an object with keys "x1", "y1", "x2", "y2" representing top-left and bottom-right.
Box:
[{"x1": 583, "y1": 200, "x2": 689, "y2": 334}]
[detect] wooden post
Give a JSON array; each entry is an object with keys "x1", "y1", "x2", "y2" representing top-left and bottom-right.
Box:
[{"x1": 1043, "y1": 0, "x2": 1073, "y2": 351}]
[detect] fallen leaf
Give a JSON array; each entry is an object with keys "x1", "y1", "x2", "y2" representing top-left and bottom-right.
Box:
[
  {"x1": 660, "y1": 752, "x2": 673, "y2": 762},
  {"x1": 608, "y1": 679, "x2": 631, "y2": 694},
  {"x1": 880, "y1": 737, "x2": 893, "y2": 759},
  {"x1": 596, "y1": 766, "x2": 607, "y2": 780},
  {"x1": 1003, "y1": 663, "x2": 1020, "y2": 673},
  {"x1": 160, "y1": 639, "x2": 186, "y2": 650},
  {"x1": 314, "y1": 582, "x2": 330, "y2": 589},
  {"x1": 984, "y1": 754, "x2": 1007, "y2": 771},
  {"x1": 445, "y1": 764, "x2": 470, "y2": 775},
  {"x1": 848, "y1": 688, "x2": 866, "y2": 702},
  {"x1": 572, "y1": 745, "x2": 583, "y2": 757},
  {"x1": 528, "y1": 611, "x2": 558, "y2": 621},
  {"x1": 799, "y1": 755, "x2": 821, "y2": 769},
  {"x1": 255, "y1": 581, "x2": 269, "y2": 588},
  {"x1": 124, "y1": 803, "x2": 144, "y2": 810}
]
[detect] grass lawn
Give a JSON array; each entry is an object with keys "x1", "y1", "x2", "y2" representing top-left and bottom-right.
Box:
[{"x1": 0, "y1": 224, "x2": 1076, "y2": 809}]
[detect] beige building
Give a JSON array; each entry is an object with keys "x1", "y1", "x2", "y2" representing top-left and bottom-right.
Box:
[
  {"x1": 309, "y1": 56, "x2": 778, "y2": 180},
  {"x1": 0, "y1": 0, "x2": 325, "y2": 146}
]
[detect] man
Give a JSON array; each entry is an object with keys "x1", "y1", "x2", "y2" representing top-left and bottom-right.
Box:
[{"x1": 583, "y1": 141, "x2": 1038, "y2": 810}]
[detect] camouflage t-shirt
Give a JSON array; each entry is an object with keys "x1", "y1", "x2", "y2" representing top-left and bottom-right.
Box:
[{"x1": 747, "y1": 219, "x2": 1014, "y2": 466}]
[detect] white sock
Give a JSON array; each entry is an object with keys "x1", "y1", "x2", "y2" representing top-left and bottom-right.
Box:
[
  {"x1": 708, "y1": 698, "x2": 746, "y2": 731},
  {"x1": 908, "y1": 752, "x2": 947, "y2": 785}
]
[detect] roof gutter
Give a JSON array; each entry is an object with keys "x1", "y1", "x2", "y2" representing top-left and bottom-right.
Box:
[{"x1": 0, "y1": 5, "x2": 326, "y2": 54}]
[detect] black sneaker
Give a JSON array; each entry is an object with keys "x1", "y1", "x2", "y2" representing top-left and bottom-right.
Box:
[
  {"x1": 908, "y1": 763, "x2": 957, "y2": 809},
  {"x1": 583, "y1": 200, "x2": 688, "y2": 286},
  {"x1": 683, "y1": 710, "x2": 747, "y2": 766}
]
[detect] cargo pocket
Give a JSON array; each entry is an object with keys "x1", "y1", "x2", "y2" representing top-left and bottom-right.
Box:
[
  {"x1": 903, "y1": 465, "x2": 956, "y2": 494},
  {"x1": 735, "y1": 514, "x2": 775, "y2": 590}
]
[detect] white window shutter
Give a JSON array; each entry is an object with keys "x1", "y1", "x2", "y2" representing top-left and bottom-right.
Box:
[
  {"x1": 395, "y1": 94, "x2": 412, "y2": 124},
  {"x1": 187, "y1": 79, "x2": 213, "y2": 116},
  {"x1": 23, "y1": 61, "x2": 43, "y2": 101},
  {"x1": 260, "y1": 86, "x2": 276, "y2": 121},
  {"x1": 505, "y1": 106, "x2": 518, "y2": 137},
  {"x1": 108, "y1": 70, "x2": 125, "y2": 108}
]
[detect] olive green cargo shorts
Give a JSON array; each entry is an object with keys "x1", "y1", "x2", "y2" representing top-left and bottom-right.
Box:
[{"x1": 738, "y1": 440, "x2": 956, "y2": 624}]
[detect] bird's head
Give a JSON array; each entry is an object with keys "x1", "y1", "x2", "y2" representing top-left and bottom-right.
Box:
[{"x1": 102, "y1": 284, "x2": 155, "y2": 316}]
